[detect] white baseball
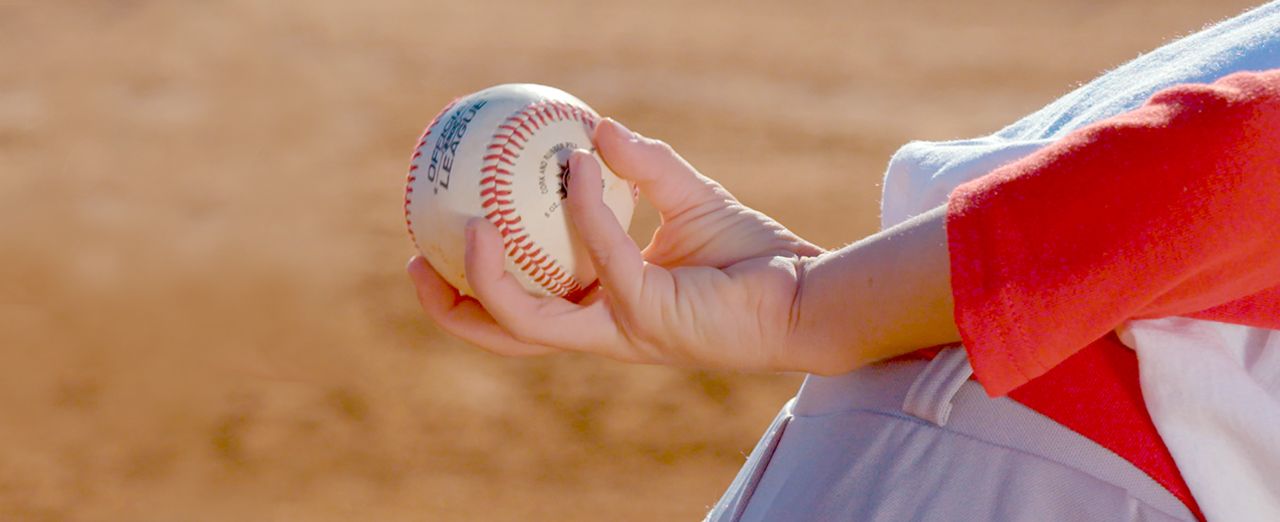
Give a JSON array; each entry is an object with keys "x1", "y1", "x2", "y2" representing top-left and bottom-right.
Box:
[{"x1": 404, "y1": 84, "x2": 635, "y2": 299}]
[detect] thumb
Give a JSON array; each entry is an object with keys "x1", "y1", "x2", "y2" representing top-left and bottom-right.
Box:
[
  {"x1": 594, "y1": 118, "x2": 721, "y2": 217},
  {"x1": 565, "y1": 148, "x2": 644, "y2": 305}
]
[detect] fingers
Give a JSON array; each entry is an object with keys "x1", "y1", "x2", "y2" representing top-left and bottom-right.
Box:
[
  {"x1": 566, "y1": 150, "x2": 644, "y2": 305},
  {"x1": 405, "y1": 256, "x2": 558, "y2": 357},
  {"x1": 462, "y1": 218, "x2": 548, "y2": 332},
  {"x1": 462, "y1": 218, "x2": 622, "y2": 351},
  {"x1": 594, "y1": 118, "x2": 720, "y2": 217},
  {"x1": 792, "y1": 241, "x2": 826, "y2": 257}
]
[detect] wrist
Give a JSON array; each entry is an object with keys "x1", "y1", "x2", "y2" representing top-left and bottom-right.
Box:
[
  {"x1": 781, "y1": 207, "x2": 961, "y2": 376},
  {"x1": 781, "y1": 252, "x2": 865, "y2": 375}
]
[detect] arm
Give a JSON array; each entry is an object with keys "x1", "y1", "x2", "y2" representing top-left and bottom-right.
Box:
[
  {"x1": 789, "y1": 71, "x2": 1280, "y2": 390},
  {"x1": 786, "y1": 205, "x2": 958, "y2": 374},
  {"x1": 408, "y1": 71, "x2": 1280, "y2": 382},
  {"x1": 410, "y1": 116, "x2": 960, "y2": 375}
]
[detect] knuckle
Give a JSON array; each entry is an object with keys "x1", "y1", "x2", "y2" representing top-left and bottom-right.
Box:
[
  {"x1": 585, "y1": 238, "x2": 614, "y2": 268},
  {"x1": 646, "y1": 138, "x2": 676, "y2": 157},
  {"x1": 567, "y1": 188, "x2": 594, "y2": 214},
  {"x1": 619, "y1": 326, "x2": 665, "y2": 363}
]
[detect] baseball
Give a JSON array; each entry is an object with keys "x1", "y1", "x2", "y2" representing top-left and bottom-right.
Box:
[{"x1": 404, "y1": 84, "x2": 636, "y2": 299}]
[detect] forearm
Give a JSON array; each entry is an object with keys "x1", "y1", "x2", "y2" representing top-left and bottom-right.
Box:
[{"x1": 787, "y1": 204, "x2": 959, "y2": 375}]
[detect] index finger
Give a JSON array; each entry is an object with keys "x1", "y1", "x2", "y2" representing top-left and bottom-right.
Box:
[{"x1": 594, "y1": 118, "x2": 721, "y2": 218}]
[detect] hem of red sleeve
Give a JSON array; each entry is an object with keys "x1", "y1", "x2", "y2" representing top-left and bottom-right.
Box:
[{"x1": 947, "y1": 184, "x2": 1045, "y2": 397}]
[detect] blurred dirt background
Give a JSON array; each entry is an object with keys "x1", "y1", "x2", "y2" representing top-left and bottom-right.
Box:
[{"x1": 0, "y1": 0, "x2": 1261, "y2": 520}]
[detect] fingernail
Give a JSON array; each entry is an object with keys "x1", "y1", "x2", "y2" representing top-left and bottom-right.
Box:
[{"x1": 568, "y1": 148, "x2": 587, "y2": 168}]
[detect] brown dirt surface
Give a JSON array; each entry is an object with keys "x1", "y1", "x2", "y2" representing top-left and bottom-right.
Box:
[{"x1": 0, "y1": 0, "x2": 1261, "y2": 520}]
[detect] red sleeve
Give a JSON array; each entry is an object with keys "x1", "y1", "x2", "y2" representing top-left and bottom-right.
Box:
[{"x1": 946, "y1": 70, "x2": 1280, "y2": 396}]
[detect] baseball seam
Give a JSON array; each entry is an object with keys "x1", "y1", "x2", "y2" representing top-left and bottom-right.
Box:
[
  {"x1": 405, "y1": 97, "x2": 462, "y2": 248},
  {"x1": 480, "y1": 99, "x2": 596, "y2": 298}
]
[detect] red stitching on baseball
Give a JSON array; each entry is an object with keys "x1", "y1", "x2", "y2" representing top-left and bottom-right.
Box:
[
  {"x1": 480, "y1": 166, "x2": 514, "y2": 176},
  {"x1": 482, "y1": 154, "x2": 517, "y2": 166},
  {"x1": 405, "y1": 97, "x2": 462, "y2": 246},
  {"x1": 487, "y1": 144, "x2": 521, "y2": 157},
  {"x1": 499, "y1": 126, "x2": 529, "y2": 141},
  {"x1": 524, "y1": 108, "x2": 544, "y2": 129},
  {"x1": 478, "y1": 98, "x2": 599, "y2": 297}
]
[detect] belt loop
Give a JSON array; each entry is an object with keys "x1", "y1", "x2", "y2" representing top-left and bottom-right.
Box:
[{"x1": 902, "y1": 346, "x2": 974, "y2": 426}]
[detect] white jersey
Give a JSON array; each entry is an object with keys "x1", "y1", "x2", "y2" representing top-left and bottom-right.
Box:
[{"x1": 708, "y1": 2, "x2": 1280, "y2": 520}]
